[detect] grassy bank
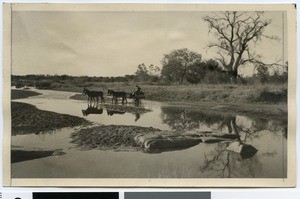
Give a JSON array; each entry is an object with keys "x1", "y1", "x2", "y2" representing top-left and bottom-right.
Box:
[
  {"x1": 11, "y1": 89, "x2": 41, "y2": 100},
  {"x1": 51, "y1": 82, "x2": 287, "y2": 104},
  {"x1": 143, "y1": 84, "x2": 287, "y2": 104},
  {"x1": 12, "y1": 102, "x2": 89, "y2": 135}
]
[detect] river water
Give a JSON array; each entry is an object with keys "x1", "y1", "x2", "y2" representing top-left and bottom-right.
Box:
[{"x1": 12, "y1": 88, "x2": 287, "y2": 178}]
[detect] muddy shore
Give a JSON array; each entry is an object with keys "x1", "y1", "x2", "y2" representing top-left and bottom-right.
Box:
[
  {"x1": 12, "y1": 102, "x2": 90, "y2": 135},
  {"x1": 11, "y1": 89, "x2": 41, "y2": 100}
]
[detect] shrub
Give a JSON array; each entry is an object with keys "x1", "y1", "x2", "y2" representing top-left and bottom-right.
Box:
[
  {"x1": 202, "y1": 71, "x2": 231, "y2": 84},
  {"x1": 15, "y1": 82, "x2": 25, "y2": 88},
  {"x1": 248, "y1": 87, "x2": 287, "y2": 103},
  {"x1": 35, "y1": 81, "x2": 52, "y2": 89}
]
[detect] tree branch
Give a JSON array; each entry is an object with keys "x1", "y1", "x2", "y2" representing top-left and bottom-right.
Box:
[{"x1": 204, "y1": 11, "x2": 279, "y2": 77}]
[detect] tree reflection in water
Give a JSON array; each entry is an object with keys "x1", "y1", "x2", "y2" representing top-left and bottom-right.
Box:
[
  {"x1": 160, "y1": 106, "x2": 287, "y2": 178},
  {"x1": 160, "y1": 106, "x2": 287, "y2": 136},
  {"x1": 160, "y1": 108, "x2": 199, "y2": 131},
  {"x1": 201, "y1": 142, "x2": 263, "y2": 178}
]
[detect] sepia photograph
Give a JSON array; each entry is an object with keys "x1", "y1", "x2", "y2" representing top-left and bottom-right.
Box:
[{"x1": 2, "y1": 3, "x2": 296, "y2": 187}]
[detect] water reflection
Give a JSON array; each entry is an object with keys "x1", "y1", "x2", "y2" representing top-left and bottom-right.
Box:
[
  {"x1": 135, "y1": 112, "x2": 140, "y2": 122},
  {"x1": 12, "y1": 89, "x2": 288, "y2": 178},
  {"x1": 81, "y1": 104, "x2": 143, "y2": 122},
  {"x1": 160, "y1": 106, "x2": 287, "y2": 138},
  {"x1": 82, "y1": 104, "x2": 103, "y2": 116},
  {"x1": 200, "y1": 142, "x2": 263, "y2": 178},
  {"x1": 160, "y1": 106, "x2": 287, "y2": 178},
  {"x1": 107, "y1": 109, "x2": 126, "y2": 116}
]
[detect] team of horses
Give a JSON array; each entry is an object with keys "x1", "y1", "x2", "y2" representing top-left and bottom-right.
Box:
[
  {"x1": 82, "y1": 87, "x2": 105, "y2": 104},
  {"x1": 82, "y1": 87, "x2": 143, "y2": 105},
  {"x1": 107, "y1": 89, "x2": 127, "y2": 104},
  {"x1": 82, "y1": 88, "x2": 143, "y2": 122}
]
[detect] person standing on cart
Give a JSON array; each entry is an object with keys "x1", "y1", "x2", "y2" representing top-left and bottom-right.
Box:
[
  {"x1": 136, "y1": 85, "x2": 142, "y2": 96},
  {"x1": 133, "y1": 85, "x2": 143, "y2": 105}
]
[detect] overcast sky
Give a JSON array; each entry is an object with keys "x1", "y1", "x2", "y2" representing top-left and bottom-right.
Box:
[{"x1": 12, "y1": 11, "x2": 286, "y2": 76}]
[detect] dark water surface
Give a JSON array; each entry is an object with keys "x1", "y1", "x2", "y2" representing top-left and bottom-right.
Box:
[{"x1": 12, "y1": 89, "x2": 287, "y2": 178}]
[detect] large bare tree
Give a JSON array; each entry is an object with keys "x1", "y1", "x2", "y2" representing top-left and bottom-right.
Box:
[{"x1": 203, "y1": 11, "x2": 279, "y2": 82}]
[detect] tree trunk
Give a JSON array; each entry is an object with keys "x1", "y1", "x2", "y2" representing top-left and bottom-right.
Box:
[
  {"x1": 179, "y1": 75, "x2": 185, "y2": 85},
  {"x1": 179, "y1": 66, "x2": 188, "y2": 85},
  {"x1": 231, "y1": 117, "x2": 242, "y2": 144},
  {"x1": 228, "y1": 69, "x2": 238, "y2": 83}
]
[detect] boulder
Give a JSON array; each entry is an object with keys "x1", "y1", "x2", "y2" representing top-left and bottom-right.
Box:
[
  {"x1": 227, "y1": 141, "x2": 258, "y2": 159},
  {"x1": 134, "y1": 133, "x2": 164, "y2": 146},
  {"x1": 144, "y1": 136, "x2": 202, "y2": 150},
  {"x1": 134, "y1": 131, "x2": 241, "y2": 153},
  {"x1": 135, "y1": 132, "x2": 203, "y2": 152}
]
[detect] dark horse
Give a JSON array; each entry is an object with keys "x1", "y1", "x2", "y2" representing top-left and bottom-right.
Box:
[
  {"x1": 82, "y1": 104, "x2": 103, "y2": 116},
  {"x1": 107, "y1": 89, "x2": 127, "y2": 104},
  {"x1": 82, "y1": 87, "x2": 105, "y2": 104}
]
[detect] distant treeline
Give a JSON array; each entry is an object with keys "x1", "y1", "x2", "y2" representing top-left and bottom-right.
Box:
[
  {"x1": 12, "y1": 69, "x2": 287, "y2": 90},
  {"x1": 12, "y1": 74, "x2": 136, "y2": 89},
  {"x1": 12, "y1": 48, "x2": 288, "y2": 89}
]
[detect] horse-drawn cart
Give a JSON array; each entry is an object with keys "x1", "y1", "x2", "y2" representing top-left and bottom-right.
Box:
[{"x1": 129, "y1": 91, "x2": 145, "y2": 105}]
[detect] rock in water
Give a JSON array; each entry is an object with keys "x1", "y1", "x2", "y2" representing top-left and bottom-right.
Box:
[
  {"x1": 134, "y1": 133, "x2": 164, "y2": 146},
  {"x1": 135, "y1": 132, "x2": 241, "y2": 153},
  {"x1": 52, "y1": 149, "x2": 66, "y2": 156},
  {"x1": 135, "y1": 133, "x2": 202, "y2": 152},
  {"x1": 227, "y1": 141, "x2": 258, "y2": 159}
]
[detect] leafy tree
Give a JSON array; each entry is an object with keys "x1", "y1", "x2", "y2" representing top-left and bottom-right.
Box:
[
  {"x1": 135, "y1": 63, "x2": 150, "y2": 81},
  {"x1": 256, "y1": 64, "x2": 269, "y2": 84},
  {"x1": 204, "y1": 11, "x2": 279, "y2": 82},
  {"x1": 186, "y1": 62, "x2": 205, "y2": 84},
  {"x1": 186, "y1": 59, "x2": 222, "y2": 84},
  {"x1": 148, "y1": 64, "x2": 161, "y2": 82},
  {"x1": 205, "y1": 59, "x2": 221, "y2": 71},
  {"x1": 148, "y1": 64, "x2": 161, "y2": 76},
  {"x1": 135, "y1": 63, "x2": 160, "y2": 82},
  {"x1": 161, "y1": 48, "x2": 202, "y2": 84}
]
